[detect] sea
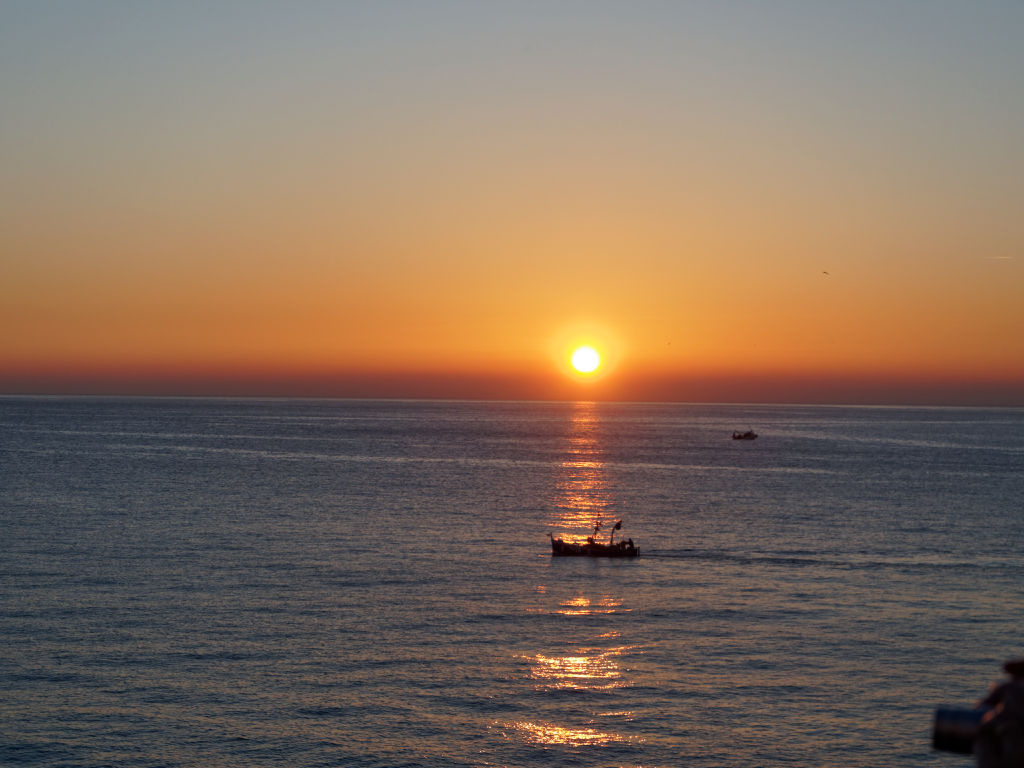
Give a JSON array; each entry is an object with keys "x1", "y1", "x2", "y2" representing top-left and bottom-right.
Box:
[{"x1": 2, "y1": 396, "x2": 1023, "y2": 767}]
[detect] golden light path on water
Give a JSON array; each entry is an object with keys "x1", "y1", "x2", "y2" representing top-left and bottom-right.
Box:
[
  {"x1": 556, "y1": 595, "x2": 629, "y2": 616},
  {"x1": 527, "y1": 640, "x2": 637, "y2": 691},
  {"x1": 502, "y1": 720, "x2": 631, "y2": 747},
  {"x1": 499, "y1": 401, "x2": 645, "y2": 751},
  {"x1": 552, "y1": 402, "x2": 614, "y2": 537}
]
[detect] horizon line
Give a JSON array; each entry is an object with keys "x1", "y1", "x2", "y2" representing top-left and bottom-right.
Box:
[
  {"x1": 3, "y1": 364, "x2": 1023, "y2": 408},
  {"x1": 3, "y1": 391, "x2": 1024, "y2": 412}
]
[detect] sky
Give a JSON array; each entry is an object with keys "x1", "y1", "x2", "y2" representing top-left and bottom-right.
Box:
[{"x1": 2, "y1": 1, "x2": 1022, "y2": 405}]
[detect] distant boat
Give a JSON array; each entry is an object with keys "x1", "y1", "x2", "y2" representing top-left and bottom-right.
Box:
[
  {"x1": 550, "y1": 520, "x2": 639, "y2": 558},
  {"x1": 732, "y1": 430, "x2": 758, "y2": 440}
]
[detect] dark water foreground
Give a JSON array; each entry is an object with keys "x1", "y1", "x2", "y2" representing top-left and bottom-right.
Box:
[{"x1": 2, "y1": 397, "x2": 1022, "y2": 767}]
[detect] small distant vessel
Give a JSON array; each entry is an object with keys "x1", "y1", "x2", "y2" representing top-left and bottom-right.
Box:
[
  {"x1": 732, "y1": 430, "x2": 758, "y2": 440},
  {"x1": 550, "y1": 520, "x2": 639, "y2": 558}
]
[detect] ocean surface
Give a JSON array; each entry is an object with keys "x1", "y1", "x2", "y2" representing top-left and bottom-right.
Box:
[{"x1": 2, "y1": 397, "x2": 1023, "y2": 767}]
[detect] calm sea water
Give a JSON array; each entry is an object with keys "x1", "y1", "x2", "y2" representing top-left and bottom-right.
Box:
[{"x1": 2, "y1": 397, "x2": 1023, "y2": 767}]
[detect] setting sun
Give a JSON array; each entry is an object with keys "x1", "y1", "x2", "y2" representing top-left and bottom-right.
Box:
[{"x1": 571, "y1": 346, "x2": 601, "y2": 374}]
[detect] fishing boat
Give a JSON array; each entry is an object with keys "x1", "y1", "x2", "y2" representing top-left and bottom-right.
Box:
[
  {"x1": 550, "y1": 520, "x2": 639, "y2": 558},
  {"x1": 732, "y1": 430, "x2": 758, "y2": 440}
]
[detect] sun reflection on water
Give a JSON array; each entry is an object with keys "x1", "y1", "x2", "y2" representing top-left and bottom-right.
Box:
[
  {"x1": 508, "y1": 401, "x2": 646, "y2": 753},
  {"x1": 552, "y1": 402, "x2": 615, "y2": 536},
  {"x1": 526, "y1": 644, "x2": 637, "y2": 690},
  {"x1": 556, "y1": 594, "x2": 629, "y2": 616},
  {"x1": 501, "y1": 720, "x2": 636, "y2": 747}
]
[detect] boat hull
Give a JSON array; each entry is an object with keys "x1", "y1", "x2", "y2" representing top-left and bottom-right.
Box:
[{"x1": 550, "y1": 536, "x2": 639, "y2": 558}]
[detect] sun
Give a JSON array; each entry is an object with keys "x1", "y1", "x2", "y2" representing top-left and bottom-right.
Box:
[
  {"x1": 551, "y1": 325, "x2": 619, "y2": 382},
  {"x1": 571, "y1": 346, "x2": 601, "y2": 374}
]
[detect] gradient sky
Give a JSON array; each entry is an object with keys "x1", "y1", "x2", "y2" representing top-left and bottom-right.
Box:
[{"x1": 2, "y1": 1, "x2": 1022, "y2": 404}]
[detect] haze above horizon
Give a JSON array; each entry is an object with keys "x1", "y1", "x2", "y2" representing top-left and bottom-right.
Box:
[{"x1": 2, "y1": 2, "x2": 1022, "y2": 406}]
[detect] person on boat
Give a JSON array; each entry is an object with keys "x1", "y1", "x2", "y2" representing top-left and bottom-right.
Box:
[{"x1": 975, "y1": 659, "x2": 1024, "y2": 768}]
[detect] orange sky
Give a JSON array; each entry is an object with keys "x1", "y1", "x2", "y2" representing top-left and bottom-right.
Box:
[{"x1": 2, "y1": 4, "x2": 1022, "y2": 405}]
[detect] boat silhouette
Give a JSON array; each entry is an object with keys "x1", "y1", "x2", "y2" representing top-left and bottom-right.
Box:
[{"x1": 550, "y1": 520, "x2": 639, "y2": 558}]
